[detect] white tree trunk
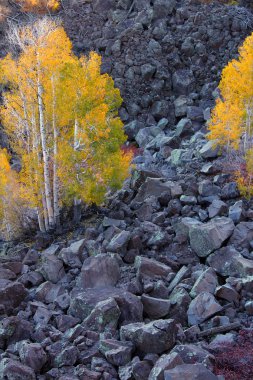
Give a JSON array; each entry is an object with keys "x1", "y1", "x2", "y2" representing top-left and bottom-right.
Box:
[
  {"x1": 37, "y1": 208, "x2": 46, "y2": 233},
  {"x1": 37, "y1": 79, "x2": 54, "y2": 229},
  {"x1": 52, "y1": 77, "x2": 60, "y2": 228},
  {"x1": 73, "y1": 118, "x2": 82, "y2": 223},
  {"x1": 31, "y1": 106, "x2": 47, "y2": 233}
]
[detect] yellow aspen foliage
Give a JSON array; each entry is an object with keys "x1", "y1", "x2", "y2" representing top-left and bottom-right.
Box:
[
  {"x1": 208, "y1": 32, "x2": 253, "y2": 198},
  {"x1": 236, "y1": 148, "x2": 253, "y2": 199},
  {"x1": 208, "y1": 98, "x2": 243, "y2": 149},
  {"x1": 0, "y1": 19, "x2": 132, "y2": 232},
  {"x1": 15, "y1": 0, "x2": 60, "y2": 13}
]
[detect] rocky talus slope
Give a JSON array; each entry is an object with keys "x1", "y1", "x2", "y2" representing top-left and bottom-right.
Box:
[{"x1": 1, "y1": 0, "x2": 253, "y2": 379}]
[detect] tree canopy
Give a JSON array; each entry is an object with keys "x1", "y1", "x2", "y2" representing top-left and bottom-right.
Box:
[
  {"x1": 208, "y1": 32, "x2": 253, "y2": 197},
  {"x1": 0, "y1": 19, "x2": 132, "y2": 235}
]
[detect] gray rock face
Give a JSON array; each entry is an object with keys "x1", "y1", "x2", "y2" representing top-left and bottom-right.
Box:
[
  {"x1": 229, "y1": 200, "x2": 243, "y2": 223},
  {"x1": 68, "y1": 239, "x2": 86, "y2": 255},
  {"x1": 173, "y1": 217, "x2": 202, "y2": 243},
  {"x1": 141, "y1": 63, "x2": 157, "y2": 80},
  {"x1": 215, "y1": 284, "x2": 240, "y2": 304},
  {"x1": 190, "y1": 268, "x2": 218, "y2": 298},
  {"x1": 107, "y1": 230, "x2": 131, "y2": 253},
  {"x1": 69, "y1": 287, "x2": 143, "y2": 324},
  {"x1": 78, "y1": 254, "x2": 120, "y2": 289},
  {"x1": 120, "y1": 319, "x2": 176, "y2": 354},
  {"x1": 135, "y1": 256, "x2": 171, "y2": 280},
  {"x1": 208, "y1": 200, "x2": 228, "y2": 219},
  {"x1": 187, "y1": 106, "x2": 204, "y2": 122},
  {"x1": 135, "y1": 126, "x2": 161, "y2": 147},
  {"x1": 171, "y1": 344, "x2": 214, "y2": 367},
  {"x1": 0, "y1": 358, "x2": 36, "y2": 380},
  {"x1": 55, "y1": 346, "x2": 79, "y2": 368},
  {"x1": 59, "y1": 248, "x2": 82, "y2": 268},
  {"x1": 207, "y1": 246, "x2": 253, "y2": 277},
  {"x1": 153, "y1": 0, "x2": 176, "y2": 19},
  {"x1": 189, "y1": 217, "x2": 235, "y2": 257},
  {"x1": 174, "y1": 118, "x2": 193, "y2": 139},
  {"x1": 40, "y1": 253, "x2": 65, "y2": 283},
  {"x1": 134, "y1": 178, "x2": 171, "y2": 202},
  {"x1": 83, "y1": 298, "x2": 120, "y2": 332},
  {"x1": 141, "y1": 295, "x2": 171, "y2": 319},
  {"x1": 187, "y1": 292, "x2": 222, "y2": 325},
  {"x1": 93, "y1": 0, "x2": 116, "y2": 14},
  {"x1": 100, "y1": 339, "x2": 134, "y2": 366},
  {"x1": 172, "y1": 69, "x2": 195, "y2": 95},
  {"x1": 148, "y1": 352, "x2": 183, "y2": 380},
  {"x1": 0, "y1": 281, "x2": 28, "y2": 314},
  {"x1": 229, "y1": 221, "x2": 253, "y2": 250},
  {"x1": 221, "y1": 182, "x2": 240, "y2": 200},
  {"x1": 164, "y1": 363, "x2": 219, "y2": 380},
  {"x1": 200, "y1": 141, "x2": 220, "y2": 159},
  {"x1": 169, "y1": 288, "x2": 191, "y2": 326},
  {"x1": 174, "y1": 96, "x2": 188, "y2": 117},
  {"x1": 19, "y1": 342, "x2": 47, "y2": 372}
]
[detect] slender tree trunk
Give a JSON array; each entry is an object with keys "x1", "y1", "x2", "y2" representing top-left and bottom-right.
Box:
[
  {"x1": 37, "y1": 208, "x2": 46, "y2": 233},
  {"x1": 41, "y1": 189, "x2": 49, "y2": 231},
  {"x1": 51, "y1": 77, "x2": 60, "y2": 229},
  {"x1": 31, "y1": 107, "x2": 47, "y2": 233},
  {"x1": 73, "y1": 118, "x2": 82, "y2": 224},
  {"x1": 37, "y1": 78, "x2": 54, "y2": 229},
  {"x1": 3, "y1": 206, "x2": 11, "y2": 241}
]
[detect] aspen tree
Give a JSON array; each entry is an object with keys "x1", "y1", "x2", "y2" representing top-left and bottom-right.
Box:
[
  {"x1": 208, "y1": 32, "x2": 253, "y2": 197},
  {"x1": 16, "y1": 0, "x2": 60, "y2": 13},
  {"x1": 0, "y1": 19, "x2": 132, "y2": 232}
]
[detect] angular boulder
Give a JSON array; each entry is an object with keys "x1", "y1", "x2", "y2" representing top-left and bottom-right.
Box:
[
  {"x1": 141, "y1": 294, "x2": 171, "y2": 319},
  {"x1": 78, "y1": 254, "x2": 120, "y2": 289},
  {"x1": 171, "y1": 344, "x2": 214, "y2": 367},
  {"x1": 59, "y1": 248, "x2": 82, "y2": 268},
  {"x1": 190, "y1": 268, "x2": 218, "y2": 298},
  {"x1": 207, "y1": 246, "x2": 253, "y2": 277},
  {"x1": 229, "y1": 221, "x2": 253, "y2": 250},
  {"x1": 148, "y1": 352, "x2": 183, "y2": 380},
  {"x1": 69, "y1": 287, "x2": 143, "y2": 324},
  {"x1": 19, "y1": 342, "x2": 47, "y2": 372},
  {"x1": 99, "y1": 339, "x2": 134, "y2": 367},
  {"x1": 187, "y1": 292, "x2": 222, "y2": 326},
  {"x1": 0, "y1": 281, "x2": 28, "y2": 314},
  {"x1": 134, "y1": 178, "x2": 171, "y2": 202},
  {"x1": 120, "y1": 319, "x2": 176, "y2": 354},
  {"x1": 135, "y1": 256, "x2": 171, "y2": 280},
  {"x1": 0, "y1": 358, "x2": 36, "y2": 380},
  {"x1": 106, "y1": 231, "x2": 131, "y2": 253},
  {"x1": 200, "y1": 141, "x2": 220, "y2": 159},
  {"x1": 164, "y1": 363, "x2": 219, "y2": 380},
  {"x1": 172, "y1": 69, "x2": 195, "y2": 95},
  {"x1": 83, "y1": 298, "x2": 120, "y2": 332},
  {"x1": 189, "y1": 217, "x2": 234, "y2": 257},
  {"x1": 40, "y1": 253, "x2": 65, "y2": 283}
]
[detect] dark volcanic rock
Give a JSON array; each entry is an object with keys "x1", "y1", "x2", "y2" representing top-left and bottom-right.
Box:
[
  {"x1": 69, "y1": 287, "x2": 143, "y2": 324},
  {"x1": 207, "y1": 246, "x2": 253, "y2": 277},
  {"x1": 0, "y1": 358, "x2": 36, "y2": 380},
  {"x1": 164, "y1": 363, "x2": 220, "y2": 380},
  {"x1": 78, "y1": 254, "x2": 120, "y2": 289},
  {"x1": 0, "y1": 280, "x2": 27, "y2": 314},
  {"x1": 120, "y1": 319, "x2": 177, "y2": 354}
]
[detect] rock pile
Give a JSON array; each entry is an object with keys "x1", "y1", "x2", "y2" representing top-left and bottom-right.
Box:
[
  {"x1": 1, "y1": 107, "x2": 253, "y2": 378},
  {"x1": 63, "y1": 0, "x2": 253, "y2": 126}
]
